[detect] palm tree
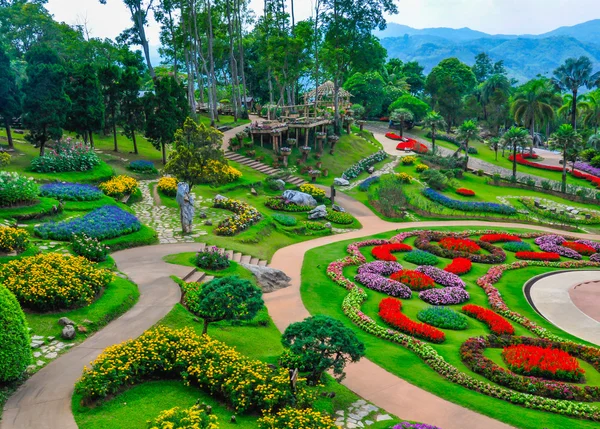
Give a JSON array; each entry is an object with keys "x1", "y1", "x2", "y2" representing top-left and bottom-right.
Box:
[
  {"x1": 423, "y1": 111, "x2": 446, "y2": 154},
  {"x1": 582, "y1": 90, "x2": 600, "y2": 134},
  {"x1": 391, "y1": 108, "x2": 414, "y2": 137},
  {"x1": 550, "y1": 124, "x2": 582, "y2": 193},
  {"x1": 557, "y1": 94, "x2": 588, "y2": 123},
  {"x1": 589, "y1": 133, "x2": 600, "y2": 150},
  {"x1": 481, "y1": 74, "x2": 511, "y2": 120},
  {"x1": 455, "y1": 119, "x2": 480, "y2": 171},
  {"x1": 501, "y1": 127, "x2": 531, "y2": 181},
  {"x1": 552, "y1": 56, "x2": 599, "y2": 129}
]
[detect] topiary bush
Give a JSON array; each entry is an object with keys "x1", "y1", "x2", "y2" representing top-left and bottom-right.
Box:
[
  {"x1": 404, "y1": 250, "x2": 439, "y2": 266},
  {"x1": 503, "y1": 241, "x2": 532, "y2": 252},
  {"x1": 0, "y1": 284, "x2": 32, "y2": 382},
  {"x1": 417, "y1": 306, "x2": 468, "y2": 330},
  {"x1": 325, "y1": 210, "x2": 355, "y2": 225}
]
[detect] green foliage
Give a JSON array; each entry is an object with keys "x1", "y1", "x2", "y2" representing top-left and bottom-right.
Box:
[
  {"x1": 344, "y1": 71, "x2": 386, "y2": 117},
  {"x1": 325, "y1": 210, "x2": 355, "y2": 225},
  {"x1": 31, "y1": 140, "x2": 101, "y2": 172},
  {"x1": 404, "y1": 250, "x2": 439, "y2": 266},
  {"x1": 72, "y1": 233, "x2": 109, "y2": 262},
  {"x1": 541, "y1": 180, "x2": 552, "y2": 190},
  {"x1": 273, "y1": 214, "x2": 297, "y2": 226},
  {"x1": 580, "y1": 148, "x2": 597, "y2": 162},
  {"x1": 0, "y1": 45, "x2": 20, "y2": 146},
  {"x1": 590, "y1": 155, "x2": 600, "y2": 168},
  {"x1": 65, "y1": 63, "x2": 104, "y2": 140},
  {"x1": 0, "y1": 152, "x2": 11, "y2": 167},
  {"x1": 0, "y1": 171, "x2": 40, "y2": 207},
  {"x1": 503, "y1": 241, "x2": 533, "y2": 252},
  {"x1": 417, "y1": 306, "x2": 468, "y2": 330},
  {"x1": 118, "y1": 66, "x2": 145, "y2": 153},
  {"x1": 420, "y1": 169, "x2": 449, "y2": 191},
  {"x1": 368, "y1": 174, "x2": 406, "y2": 218},
  {"x1": 195, "y1": 247, "x2": 231, "y2": 271},
  {"x1": 0, "y1": 284, "x2": 31, "y2": 382},
  {"x1": 389, "y1": 94, "x2": 430, "y2": 121}
]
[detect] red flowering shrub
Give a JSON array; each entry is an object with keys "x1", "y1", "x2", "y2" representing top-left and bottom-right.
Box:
[
  {"x1": 571, "y1": 169, "x2": 600, "y2": 188},
  {"x1": 515, "y1": 251, "x2": 560, "y2": 261},
  {"x1": 395, "y1": 139, "x2": 428, "y2": 153},
  {"x1": 444, "y1": 258, "x2": 472, "y2": 275},
  {"x1": 563, "y1": 241, "x2": 596, "y2": 256},
  {"x1": 379, "y1": 297, "x2": 445, "y2": 343},
  {"x1": 508, "y1": 154, "x2": 564, "y2": 172},
  {"x1": 439, "y1": 237, "x2": 481, "y2": 254},
  {"x1": 479, "y1": 234, "x2": 521, "y2": 243},
  {"x1": 502, "y1": 344, "x2": 584, "y2": 382},
  {"x1": 371, "y1": 243, "x2": 412, "y2": 261},
  {"x1": 390, "y1": 270, "x2": 435, "y2": 291},
  {"x1": 456, "y1": 188, "x2": 475, "y2": 197},
  {"x1": 385, "y1": 132, "x2": 402, "y2": 140},
  {"x1": 462, "y1": 304, "x2": 514, "y2": 335}
]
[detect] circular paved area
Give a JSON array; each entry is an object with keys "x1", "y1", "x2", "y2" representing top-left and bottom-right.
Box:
[{"x1": 570, "y1": 281, "x2": 600, "y2": 322}]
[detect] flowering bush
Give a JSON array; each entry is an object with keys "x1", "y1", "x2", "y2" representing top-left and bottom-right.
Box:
[
  {"x1": 0, "y1": 227, "x2": 29, "y2": 253},
  {"x1": 456, "y1": 188, "x2": 475, "y2": 196},
  {"x1": 147, "y1": 404, "x2": 218, "y2": 429},
  {"x1": 157, "y1": 176, "x2": 178, "y2": 197},
  {"x1": 99, "y1": 175, "x2": 139, "y2": 199},
  {"x1": 515, "y1": 251, "x2": 560, "y2": 261},
  {"x1": 35, "y1": 205, "x2": 141, "y2": 241},
  {"x1": 0, "y1": 253, "x2": 112, "y2": 311},
  {"x1": 214, "y1": 197, "x2": 262, "y2": 236},
  {"x1": 201, "y1": 160, "x2": 242, "y2": 185},
  {"x1": 354, "y1": 270, "x2": 412, "y2": 298},
  {"x1": 30, "y1": 139, "x2": 100, "y2": 172},
  {"x1": 417, "y1": 306, "x2": 468, "y2": 330},
  {"x1": 71, "y1": 233, "x2": 109, "y2": 262},
  {"x1": 390, "y1": 270, "x2": 435, "y2": 291},
  {"x1": 480, "y1": 234, "x2": 521, "y2": 243},
  {"x1": 371, "y1": 243, "x2": 412, "y2": 261},
  {"x1": 415, "y1": 266, "x2": 465, "y2": 288},
  {"x1": 562, "y1": 241, "x2": 596, "y2": 256},
  {"x1": 419, "y1": 287, "x2": 470, "y2": 305},
  {"x1": 0, "y1": 151, "x2": 11, "y2": 167},
  {"x1": 40, "y1": 183, "x2": 103, "y2": 201},
  {"x1": 401, "y1": 155, "x2": 417, "y2": 165},
  {"x1": 396, "y1": 172, "x2": 413, "y2": 183},
  {"x1": 258, "y1": 407, "x2": 338, "y2": 429},
  {"x1": 508, "y1": 153, "x2": 563, "y2": 172},
  {"x1": 393, "y1": 423, "x2": 441, "y2": 429},
  {"x1": 386, "y1": 132, "x2": 402, "y2": 140},
  {"x1": 128, "y1": 160, "x2": 157, "y2": 174},
  {"x1": 534, "y1": 235, "x2": 582, "y2": 259},
  {"x1": 325, "y1": 210, "x2": 355, "y2": 225},
  {"x1": 342, "y1": 150, "x2": 387, "y2": 179},
  {"x1": 396, "y1": 140, "x2": 428, "y2": 153},
  {"x1": 503, "y1": 241, "x2": 532, "y2": 252},
  {"x1": 444, "y1": 258, "x2": 472, "y2": 275},
  {"x1": 415, "y1": 163, "x2": 429, "y2": 172},
  {"x1": 379, "y1": 298, "x2": 445, "y2": 343},
  {"x1": 438, "y1": 237, "x2": 481, "y2": 253},
  {"x1": 422, "y1": 188, "x2": 516, "y2": 215},
  {"x1": 461, "y1": 305, "x2": 514, "y2": 335},
  {"x1": 414, "y1": 231, "x2": 506, "y2": 264},
  {"x1": 299, "y1": 184, "x2": 326, "y2": 201},
  {"x1": 265, "y1": 197, "x2": 312, "y2": 212},
  {"x1": 0, "y1": 171, "x2": 39, "y2": 207},
  {"x1": 403, "y1": 250, "x2": 439, "y2": 266},
  {"x1": 195, "y1": 246, "x2": 230, "y2": 270},
  {"x1": 503, "y1": 344, "x2": 584, "y2": 383}
]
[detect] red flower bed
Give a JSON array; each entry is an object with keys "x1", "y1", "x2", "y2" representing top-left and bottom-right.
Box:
[
  {"x1": 502, "y1": 344, "x2": 584, "y2": 382},
  {"x1": 479, "y1": 234, "x2": 521, "y2": 243},
  {"x1": 390, "y1": 269, "x2": 435, "y2": 291},
  {"x1": 562, "y1": 241, "x2": 596, "y2": 256},
  {"x1": 439, "y1": 237, "x2": 481, "y2": 254},
  {"x1": 462, "y1": 304, "x2": 514, "y2": 335},
  {"x1": 515, "y1": 251, "x2": 560, "y2": 261},
  {"x1": 444, "y1": 258, "x2": 472, "y2": 275},
  {"x1": 456, "y1": 188, "x2": 475, "y2": 196},
  {"x1": 508, "y1": 153, "x2": 564, "y2": 172},
  {"x1": 571, "y1": 169, "x2": 600, "y2": 188},
  {"x1": 379, "y1": 297, "x2": 445, "y2": 343},
  {"x1": 385, "y1": 132, "x2": 402, "y2": 141},
  {"x1": 395, "y1": 138, "x2": 429, "y2": 154},
  {"x1": 371, "y1": 243, "x2": 413, "y2": 261}
]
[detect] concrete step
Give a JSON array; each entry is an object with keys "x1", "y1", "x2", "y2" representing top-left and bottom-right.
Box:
[
  {"x1": 182, "y1": 268, "x2": 198, "y2": 282},
  {"x1": 249, "y1": 257, "x2": 259, "y2": 265},
  {"x1": 224, "y1": 249, "x2": 234, "y2": 260},
  {"x1": 226, "y1": 154, "x2": 245, "y2": 161},
  {"x1": 190, "y1": 271, "x2": 207, "y2": 284},
  {"x1": 202, "y1": 275, "x2": 215, "y2": 283},
  {"x1": 232, "y1": 252, "x2": 242, "y2": 263},
  {"x1": 240, "y1": 255, "x2": 251, "y2": 264},
  {"x1": 258, "y1": 260, "x2": 268, "y2": 267}
]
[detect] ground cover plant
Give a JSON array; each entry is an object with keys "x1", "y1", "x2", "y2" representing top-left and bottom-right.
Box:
[
  {"x1": 461, "y1": 304, "x2": 514, "y2": 335},
  {"x1": 379, "y1": 297, "x2": 446, "y2": 343},
  {"x1": 416, "y1": 306, "x2": 468, "y2": 330},
  {"x1": 390, "y1": 269, "x2": 435, "y2": 291},
  {"x1": 443, "y1": 258, "x2": 472, "y2": 275},
  {"x1": 0, "y1": 227, "x2": 29, "y2": 253},
  {"x1": 502, "y1": 344, "x2": 584, "y2": 382},
  {"x1": 0, "y1": 171, "x2": 39, "y2": 207},
  {"x1": 342, "y1": 150, "x2": 388, "y2": 180},
  {"x1": 128, "y1": 160, "x2": 158, "y2": 174},
  {"x1": 422, "y1": 188, "x2": 517, "y2": 215},
  {"x1": 403, "y1": 250, "x2": 439, "y2": 266},
  {"x1": 40, "y1": 183, "x2": 103, "y2": 201}
]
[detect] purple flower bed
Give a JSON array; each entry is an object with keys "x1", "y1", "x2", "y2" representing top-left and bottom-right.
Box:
[
  {"x1": 535, "y1": 234, "x2": 582, "y2": 259},
  {"x1": 357, "y1": 261, "x2": 403, "y2": 276},
  {"x1": 576, "y1": 239, "x2": 600, "y2": 252},
  {"x1": 534, "y1": 234, "x2": 565, "y2": 246},
  {"x1": 590, "y1": 253, "x2": 600, "y2": 262},
  {"x1": 419, "y1": 287, "x2": 470, "y2": 305},
  {"x1": 393, "y1": 423, "x2": 442, "y2": 429},
  {"x1": 415, "y1": 266, "x2": 466, "y2": 288},
  {"x1": 575, "y1": 161, "x2": 600, "y2": 178},
  {"x1": 354, "y1": 272, "x2": 412, "y2": 298}
]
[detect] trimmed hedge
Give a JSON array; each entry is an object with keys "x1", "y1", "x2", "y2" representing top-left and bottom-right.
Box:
[{"x1": 0, "y1": 284, "x2": 31, "y2": 382}]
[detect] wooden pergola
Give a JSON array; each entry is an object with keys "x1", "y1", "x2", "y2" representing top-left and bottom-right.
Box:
[{"x1": 303, "y1": 81, "x2": 352, "y2": 111}]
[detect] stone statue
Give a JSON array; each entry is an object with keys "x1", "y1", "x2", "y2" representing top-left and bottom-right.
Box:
[{"x1": 176, "y1": 182, "x2": 195, "y2": 234}]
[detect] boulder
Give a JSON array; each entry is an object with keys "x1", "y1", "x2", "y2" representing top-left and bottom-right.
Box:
[
  {"x1": 332, "y1": 204, "x2": 346, "y2": 213},
  {"x1": 324, "y1": 222, "x2": 332, "y2": 229},
  {"x1": 273, "y1": 179, "x2": 286, "y2": 190},
  {"x1": 61, "y1": 325, "x2": 76, "y2": 340},
  {"x1": 58, "y1": 317, "x2": 75, "y2": 327},
  {"x1": 214, "y1": 194, "x2": 227, "y2": 201},
  {"x1": 250, "y1": 188, "x2": 258, "y2": 196},
  {"x1": 308, "y1": 205, "x2": 327, "y2": 220},
  {"x1": 242, "y1": 264, "x2": 292, "y2": 293},
  {"x1": 282, "y1": 190, "x2": 317, "y2": 207},
  {"x1": 198, "y1": 211, "x2": 208, "y2": 219},
  {"x1": 204, "y1": 220, "x2": 213, "y2": 226},
  {"x1": 367, "y1": 166, "x2": 375, "y2": 174},
  {"x1": 334, "y1": 178, "x2": 350, "y2": 186}
]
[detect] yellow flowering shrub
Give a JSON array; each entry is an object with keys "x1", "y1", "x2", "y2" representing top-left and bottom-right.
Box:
[
  {"x1": 258, "y1": 407, "x2": 340, "y2": 429},
  {"x1": 203, "y1": 160, "x2": 242, "y2": 185},
  {"x1": 76, "y1": 327, "x2": 315, "y2": 413},
  {"x1": 157, "y1": 176, "x2": 178, "y2": 197},
  {"x1": 401, "y1": 155, "x2": 417, "y2": 165},
  {"x1": 0, "y1": 253, "x2": 112, "y2": 311},
  {"x1": 99, "y1": 175, "x2": 139, "y2": 198},
  {"x1": 213, "y1": 197, "x2": 262, "y2": 236},
  {"x1": 147, "y1": 404, "x2": 219, "y2": 429},
  {"x1": 299, "y1": 184, "x2": 326, "y2": 201},
  {"x1": 0, "y1": 226, "x2": 29, "y2": 253},
  {"x1": 396, "y1": 172, "x2": 413, "y2": 183},
  {"x1": 0, "y1": 152, "x2": 11, "y2": 167},
  {"x1": 415, "y1": 163, "x2": 429, "y2": 172}
]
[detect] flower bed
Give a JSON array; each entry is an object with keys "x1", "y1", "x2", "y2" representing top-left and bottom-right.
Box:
[
  {"x1": 354, "y1": 271, "x2": 412, "y2": 298},
  {"x1": 71, "y1": 233, "x2": 109, "y2": 262},
  {"x1": 0, "y1": 253, "x2": 112, "y2": 311},
  {"x1": 562, "y1": 241, "x2": 596, "y2": 256},
  {"x1": 461, "y1": 304, "x2": 514, "y2": 335},
  {"x1": 415, "y1": 266, "x2": 465, "y2": 288},
  {"x1": 404, "y1": 250, "x2": 439, "y2": 266},
  {"x1": 40, "y1": 183, "x2": 103, "y2": 201},
  {"x1": 419, "y1": 287, "x2": 470, "y2": 305},
  {"x1": 157, "y1": 176, "x2": 178, "y2": 197},
  {"x1": 0, "y1": 171, "x2": 39, "y2": 207},
  {"x1": 99, "y1": 175, "x2": 139, "y2": 199},
  {"x1": 358, "y1": 176, "x2": 380, "y2": 191},
  {"x1": 357, "y1": 261, "x2": 404, "y2": 276},
  {"x1": 128, "y1": 160, "x2": 157, "y2": 174},
  {"x1": 401, "y1": 155, "x2": 417, "y2": 165},
  {"x1": 35, "y1": 205, "x2": 141, "y2": 241},
  {"x1": 324, "y1": 210, "x2": 355, "y2": 225},
  {"x1": 414, "y1": 231, "x2": 506, "y2": 264},
  {"x1": 444, "y1": 258, "x2": 472, "y2": 275},
  {"x1": 574, "y1": 161, "x2": 600, "y2": 179},
  {"x1": 515, "y1": 251, "x2": 560, "y2": 261},
  {"x1": 299, "y1": 184, "x2": 326, "y2": 201},
  {"x1": 371, "y1": 243, "x2": 412, "y2": 261},
  {"x1": 480, "y1": 234, "x2": 521, "y2": 243},
  {"x1": 508, "y1": 153, "x2": 563, "y2": 172},
  {"x1": 195, "y1": 246, "x2": 230, "y2": 270},
  {"x1": 148, "y1": 404, "x2": 217, "y2": 429},
  {"x1": 342, "y1": 150, "x2": 388, "y2": 180},
  {"x1": 0, "y1": 226, "x2": 29, "y2": 253},
  {"x1": 535, "y1": 235, "x2": 582, "y2": 259},
  {"x1": 456, "y1": 188, "x2": 475, "y2": 197},
  {"x1": 422, "y1": 188, "x2": 516, "y2": 215},
  {"x1": 390, "y1": 270, "x2": 434, "y2": 291},
  {"x1": 258, "y1": 407, "x2": 338, "y2": 429},
  {"x1": 386, "y1": 132, "x2": 403, "y2": 140},
  {"x1": 379, "y1": 297, "x2": 445, "y2": 343},
  {"x1": 265, "y1": 197, "x2": 312, "y2": 212},
  {"x1": 214, "y1": 197, "x2": 262, "y2": 236},
  {"x1": 397, "y1": 172, "x2": 413, "y2": 183},
  {"x1": 503, "y1": 344, "x2": 584, "y2": 383},
  {"x1": 439, "y1": 237, "x2": 481, "y2": 253},
  {"x1": 417, "y1": 306, "x2": 468, "y2": 330},
  {"x1": 572, "y1": 169, "x2": 600, "y2": 188},
  {"x1": 503, "y1": 241, "x2": 532, "y2": 252},
  {"x1": 30, "y1": 139, "x2": 100, "y2": 172},
  {"x1": 396, "y1": 139, "x2": 428, "y2": 153},
  {"x1": 393, "y1": 423, "x2": 441, "y2": 429}
]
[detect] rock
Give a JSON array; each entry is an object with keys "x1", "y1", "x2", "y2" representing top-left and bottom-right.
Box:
[
  {"x1": 273, "y1": 179, "x2": 286, "y2": 190},
  {"x1": 45, "y1": 352, "x2": 57, "y2": 359},
  {"x1": 204, "y1": 220, "x2": 213, "y2": 226},
  {"x1": 36, "y1": 360, "x2": 44, "y2": 367},
  {"x1": 324, "y1": 222, "x2": 332, "y2": 229},
  {"x1": 32, "y1": 335, "x2": 44, "y2": 340},
  {"x1": 308, "y1": 205, "x2": 327, "y2": 220},
  {"x1": 58, "y1": 317, "x2": 75, "y2": 327},
  {"x1": 61, "y1": 325, "x2": 76, "y2": 340},
  {"x1": 367, "y1": 166, "x2": 375, "y2": 174},
  {"x1": 30, "y1": 340, "x2": 43, "y2": 349},
  {"x1": 241, "y1": 264, "x2": 292, "y2": 293},
  {"x1": 250, "y1": 188, "x2": 258, "y2": 196},
  {"x1": 332, "y1": 204, "x2": 345, "y2": 212},
  {"x1": 33, "y1": 352, "x2": 41, "y2": 358},
  {"x1": 77, "y1": 326, "x2": 88, "y2": 334},
  {"x1": 47, "y1": 336, "x2": 55, "y2": 341},
  {"x1": 334, "y1": 177, "x2": 350, "y2": 186},
  {"x1": 214, "y1": 194, "x2": 228, "y2": 201},
  {"x1": 198, "y1": 211, "x2": 207, "y2": 219},
  {"x1": 376, "y1": 414, "x2": 392, "y2": 422},
  {"x1": 282, "y1": 190, "x2": 317, "y2": 207}
]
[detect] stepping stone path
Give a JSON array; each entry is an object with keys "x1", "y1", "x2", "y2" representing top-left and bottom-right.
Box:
[
  {"x1": 345, "y1": 156, "x2": 401, "y2": 191},
  {"x1": 224, "y1": 151, "x2": 307, "y2": 186},
  {"x1": 335, "y1": 399, "x2": 393, "y2": 428},
  {"x1": 27, "y1": 333, "x2": 74, "y2": 373}
]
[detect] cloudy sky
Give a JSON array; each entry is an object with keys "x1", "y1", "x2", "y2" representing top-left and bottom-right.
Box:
[{"x1": 46, "y1": 0, "x2": 599, "y2": 43}]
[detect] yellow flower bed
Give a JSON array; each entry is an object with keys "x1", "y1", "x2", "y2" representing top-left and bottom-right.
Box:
[
  {"x1": 416, "y1": 163, "x2": 429, "y2": 172},
  {"x1": 158, "y1": 176, "x2": 178, "y2": 197},
  {"x1": 258, "y1": 407, "x2": 340, "y2": 428},
  {"x1": 299, "y1": 184, "x2": 326, "y2": 200},
  {"x1": 203, "y1": 160, "x2": 242, "y2": 185},
  {"x1": 401, "y1": 155, "x2": 417, "y2": 165},
  {"x1": 396, "y1": 172, "x2": 413, "y2": 183},
  {"x1": 213, "y1": 197, "x2": 262, "y2": 236},
  {"x1": 0, "y1": 226, "x2": 29, "y2": 253},
  {"x1": 148, "y1": 404, "x2": 219, "y2": 429},
  {"x1": 75, "y1": 327, "x2": 315, "y2": 413},
  {"x1": 0, "y1": 253, "x2": 112, "y2": 311},
  {"x1": 99, "y1": 175, "x2": 139, "y2": 198}
]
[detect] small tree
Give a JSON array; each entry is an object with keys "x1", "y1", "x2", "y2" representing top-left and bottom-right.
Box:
[
  {"x1": 423, "y1": 111, "x2": 446, "y2": 155},
  {"x1": 488, "y1": 137, "x2": 500, "y2": 161},
  {"x1": 0, "y1": 46, "x2": 21, "y2": 149},
  {"x1": 455, "y1": 119, "x2": 480, "y2": 171},
  {"x1": 550, "y1": 124, "x2": 582, "y2": 193},
  {"x1": 501, "y1": 127, "x2": 531, "y2": 181},
  {"x1": 281, "y1": 315, "x2": 365, "y2": 385},
  {"x1": 390, "y1": 108, "x2": 414, "y2": 137},
  {"x1": 118, "y1": 66, "x2": 145, "y2": 154},
  {"x1": 185, "y1": 276, "x2": 264, "y2": 335}
]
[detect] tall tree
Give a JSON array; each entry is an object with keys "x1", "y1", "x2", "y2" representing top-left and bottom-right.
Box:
[
  {"x1": 472, "y1": 52, "x2": 493, "y2": 84},
  {"x1": 99, "y1": 65, "x2": 122, "y2": 151},
  {"x1": 0, "y1": 46, "x2": 21, "y2": 149},
  {"x1": 22, "y1": 43, "x2": 70, "y2": 156},
  {"x1": 454, "y1": 119, "x2": 480, "y2": 170},
  {"x1": 553, "y1": 56, "x2": 598, "y2": 129},
  {"x1": 402, "y1": 61, "x2": 425, "y2": 95},
  {"x1": 582, "y1": 89, "x2": 600, "y2": 134},
  {"x1": 118, "y1": 66, "x2": 145, "y2": 154},
  {"x1": 550, "y1": 124, "x2": 582, "y2": 193},
  {"x1": 501, "y1": 126, "x2": 531, "y2": 180},
  {"x1": 423, "y1": 111, "x2": 446, "y2": 155}
]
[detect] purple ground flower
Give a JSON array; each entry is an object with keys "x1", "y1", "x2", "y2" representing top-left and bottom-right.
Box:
[
  {"x1": 416, "y1": 266, "x2": 466, "y2": 288},
  {"x1": 357, "y1": 261, "x2": 403, "y2": 276},
  {"x1": 575, "y1": 162, "x2": 600, "y2": 178},
  {"x1": 419, "y1": 287, "x2": 470, "y2": 305},
  {"x1": 393, "y1": 423, "x2": 442, "y2": 429},
  {"x1": 354, "y1": 272, "x2": 412, "y2": 298}
]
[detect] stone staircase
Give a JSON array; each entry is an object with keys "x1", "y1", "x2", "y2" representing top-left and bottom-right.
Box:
[
  {"x1": 225, "y1": 151, "x2": 307, "y2": 186},
  {"x1": 182, "y1": 242, "x2": 268, "y2": 284}
]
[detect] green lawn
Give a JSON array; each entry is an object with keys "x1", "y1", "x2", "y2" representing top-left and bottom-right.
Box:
[{"x1": 300, "y1": 226, "x2": 600, "y2": 429}]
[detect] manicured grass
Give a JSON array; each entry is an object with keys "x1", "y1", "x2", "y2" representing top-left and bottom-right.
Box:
[
  {"x1": 300, "y1": 226, "x2": 600, "y2": 429},
  {"x1": 0, "y1": 197, "x2": 60, "y2": 221},
  {"x1": 103, "y1": 225, "x2": 158, "y2": 251}
]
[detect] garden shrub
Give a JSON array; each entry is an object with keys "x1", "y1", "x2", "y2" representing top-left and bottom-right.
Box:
[
  {"x1": 273, "y1": 213, "x2": 297, "y2": 226},
  {"x1": 369, "y1": 175, "x2": 407, "y2": 217},
  {"x1": 401, "y1": 155, "x2": 417, "y2": 165},
  {"x1": 591, "y1": 155, "x2": 600, "y2": 168},
  {"x1": 379, "y1": 297, "x2": 445, "y2": 343},
  {"x1": 30, "y1": 139, "x2": 100, "y2": 172},
  {"x1": 40, "y1": 183, "x2": 103, "y2": 201},
  {"x1": 297, "y1": 221, "x2": 328, "y2": 233},
  {"x1": 341, "y1": 150, "x2": 387, "y2": 179},
  {"x1": 71, "y1": 233, "x2": 109, "y2": 262},
  {"x1": 0, "y1": 151, "x2": 11, "y2": 167},
  {"x1": 147, "y1": 404, "x2": 218, "y2": 429},
  {"x1": 502, "y1": 241, "x2": 532, "y2": 252},
  {"x1": 99, "y1": 175, "x2": 139, "y2": 199},
  {"x1": 324, "y1": 210, "x2": 354, "y2": 225},
  {"x1": 396, "y1": 172, "x2": 413, "y2": 183},
  {"x1": 195, "y1": 246, "x2": 230, "y2": 270},
  {"x1": 157, "y1": 176, "x2": 178, "y2": 197},
  {"x1": 214, "y1": 197, "x2": 262, "y2": 236},
  {"x1": 258, "y1": 407, "x2": 338, "y2": 429},
  {"x1": 265, "y1": 197, "x2": 312, "y2": 212},
  {"x1": 415, "y1": 163, "x2": 429, "y2": 173},
  {"x1": 0, "y1": 226, "x2": 29, "y2": 253},
  {"x1": 0, "y1": 284, "x2": 31, "y2": 382},
  {"x1": 299, "y1": 184, "x2": 326, "y2": 201},
  {"x1": 420, "y1": 169, "x2": 448, "y2": 191},
  {"x1": 581, "y1": 149, "x2": 598, "y2": 162},
  {"x1": 422, "y1": 188, "x2": 516, "y2": 215},
  {"x1": 403, "y1": 250, "x2": 439, "y2": 266},
  {"x1": 358, "y1": 176, "x2": 380, "y2": 191},
  {"x1": 0, "y1": 171, "x2": 39, "y2": 207},
  {"x1": 35, "y1": 205, "x2": 141, "y2": 241},
  {"x1": 0, "y1": 253, "x2": 112, "y2": 311},
  {"x1": 417, "y1": 306, "x2": 468, "y2": 330},
  {"x1": 202, "y1": 160, "x2": 242, "y2": 185},
  {"x1": 541, "y1": 180, "x2": 552, "y2": 190},
  {"x1": 128, "y1": 160, "x2": 158, "y2": 174}
]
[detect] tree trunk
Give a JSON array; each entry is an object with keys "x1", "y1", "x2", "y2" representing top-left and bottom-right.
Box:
[
  {"x1": 202, "y1": 319, "x2": 209, "y2": 335},
  {"x1": 206, "y1": 0, "x2": 219, "y2": 125},
  {"x1": 512, "y1": 143, "x2": 517, "y2": 180},
  {"x1": 132, "y1": 130, "x2": 139, "y2": 154},
  {"x1": 572, "y1": 90, "x2": 578, "y2": 130},
  {"x1": 4, "y1": 119, "x2": 13, "y2": 149},
  {"x1": 131, "y1": 4, "x2": 155, "y2": 79},
  {"x1": 161, "y1": 141, "x2": 167, "y2": 164},
  {"x1": 530, "y1": 120, "x2": 535, "y2": 156},
  {"x1": 89, "y1": 131, "x2": 95, "y2": 148},
  {"x1": 562, "y1": 149, "x2": 567, "y2": 193},
  {"x1": 113, "y1": 119, "x2": 118, "y2": 152},
  {"x1": 431, "y1": 128, "x2": 436, "y2": 154},
  {"x1": 464, "y1": 140, "x2": 469, "y2": 171}
]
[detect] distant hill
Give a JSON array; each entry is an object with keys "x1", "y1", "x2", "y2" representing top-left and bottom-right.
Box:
[{"x1": 539, "y1": 19, "x2": 600, "y2": 44}]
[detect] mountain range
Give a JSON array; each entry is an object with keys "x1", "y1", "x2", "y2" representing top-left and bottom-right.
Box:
[{"x1": 376, "y1": 20, "x2": 600, "y2": 82}]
